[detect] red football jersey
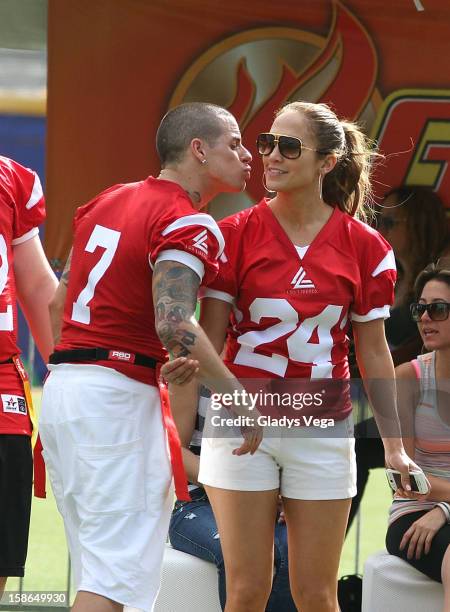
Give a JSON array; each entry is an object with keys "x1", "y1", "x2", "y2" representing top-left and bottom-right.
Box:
[
  {"x1": 57, "y1": 177, "x2": 224, "y2": 385},
  {"x1": 0, "y1": 156, "x2": 45, "y2": 434},
  {"x1": 202, "y1": 200, "x2": 396, "y2": 420}
]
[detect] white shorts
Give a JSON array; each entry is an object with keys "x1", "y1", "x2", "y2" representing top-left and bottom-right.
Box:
[
  {"x1": 39, "y1": 364, "x2": 173, "y2": 612},
  {"x1": 199, "y1": 416, "x2": 356, "y2": 500}
]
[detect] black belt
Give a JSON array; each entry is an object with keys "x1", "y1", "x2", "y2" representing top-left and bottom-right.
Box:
[
  {"x1": 0, "y1": 357, "x2": 14, "y2": 365},
  {"x1": 49, "y1": 348, "x2": 157, "y2": 369}
]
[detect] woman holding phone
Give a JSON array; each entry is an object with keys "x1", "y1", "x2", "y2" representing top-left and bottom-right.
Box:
[
  {"x1": 348, "y1": 185, "x2": 450, "y2": 531},
  {"x1": 386, "y1": 263, "x2": 450, "y2": 607}
]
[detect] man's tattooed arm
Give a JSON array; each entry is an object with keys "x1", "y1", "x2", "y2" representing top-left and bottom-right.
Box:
[
  {"x1": 153, "y1": 260, "x2": 201, "y2": 358},
  {"x1": 154, "y1": 261, "x2": 263, "y2": 454},
  {"x1": 49, "y1": 247, "x2": 72, "y2": 345},
  {"x1": 60, "y1": 248, "x2": 73, "y2": 286}
]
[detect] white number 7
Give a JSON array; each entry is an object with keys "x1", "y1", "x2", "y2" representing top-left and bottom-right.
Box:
[{"x1": 71, "y1": 224, "x2": 121, "y2": 325}]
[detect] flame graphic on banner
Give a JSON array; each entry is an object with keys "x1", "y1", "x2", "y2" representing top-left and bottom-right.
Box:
[
  {"x1": 233, "y1": 0, "x2": 378, "y2": 200},
  {"x1": 170, "y1": 1, "x2": 380, "y2": 205}
]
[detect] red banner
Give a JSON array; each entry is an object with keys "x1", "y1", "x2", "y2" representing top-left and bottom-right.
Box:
[{"x1": 46, "y1": 0, "x2": 450, "y2": 267}]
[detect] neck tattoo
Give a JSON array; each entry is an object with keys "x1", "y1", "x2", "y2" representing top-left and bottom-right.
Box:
[{"x1": 186, "y1": 190, "x2": 201, "y2": 204}]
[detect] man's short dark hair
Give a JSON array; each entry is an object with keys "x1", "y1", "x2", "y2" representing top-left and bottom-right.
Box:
[{"x1": 156, "y1": 102, "x2": 231, "y2": 167}]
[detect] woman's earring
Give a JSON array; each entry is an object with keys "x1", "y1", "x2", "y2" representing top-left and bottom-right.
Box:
[
  {"x1": 318, "y1": 173, "x2": 323, "y2": 200},
  {"x1": 201, "y1": 159, "x2": 207, "y2": 165},
  {"x1": 262, "y1": 173, "x2": 276, "y2": 194}
]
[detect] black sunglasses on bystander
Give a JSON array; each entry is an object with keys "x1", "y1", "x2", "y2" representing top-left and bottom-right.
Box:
[{"x1": 410, "y1": 301, "x2": 450, "y2": 322}]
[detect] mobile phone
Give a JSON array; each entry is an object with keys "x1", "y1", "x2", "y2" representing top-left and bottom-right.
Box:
[{"x1": 385, "y1": 469, "x2": 429, "y2": 494}]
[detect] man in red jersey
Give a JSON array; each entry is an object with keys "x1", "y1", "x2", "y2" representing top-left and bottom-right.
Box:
[
  {"x1": 40, "y1": 103, "x2": 256, "y2": 612},
  {"x1": 0, "y1": 156, "x2": 57, "y2": 596}
]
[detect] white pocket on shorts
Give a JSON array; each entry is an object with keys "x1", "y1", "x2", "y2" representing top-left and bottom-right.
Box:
[{"x1": 76, "y1": 438, "x2": 146, "y2": 515}]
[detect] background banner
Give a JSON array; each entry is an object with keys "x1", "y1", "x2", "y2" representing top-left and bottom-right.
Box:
[{"x1": 45, "y1": 0, "x2": 450, "y2": 268}]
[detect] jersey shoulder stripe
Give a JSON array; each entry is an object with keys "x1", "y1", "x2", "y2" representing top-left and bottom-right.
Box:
[{"x1": 162, "y1": 213, "x2": 225, "y2": 257}]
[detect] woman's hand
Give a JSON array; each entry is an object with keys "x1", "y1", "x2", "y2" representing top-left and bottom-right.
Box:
[
  {"x1": 385, "y1": 448, "x2": 429, "y2": 495},
  {"x1": 399, "y1": 507, "x2": 446, "y2": 559},
  {"x1": 233, "y1": 421, "x2": 263, "y2": 456},
  {"x1": 161, "y1": 357, "x2": 199, "y2": 385}
]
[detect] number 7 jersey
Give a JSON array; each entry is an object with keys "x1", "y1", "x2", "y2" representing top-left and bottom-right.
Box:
[
  {"x1": 203, "y1": 200, "x2": 396, "y2": 385},
  {"x1": 57, "y1": 177, "x2": 225, "y2": 385}
]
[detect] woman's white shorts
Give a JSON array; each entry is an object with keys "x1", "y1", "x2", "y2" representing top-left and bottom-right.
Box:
[{"x1": 199, "y1": 415, "x2": 356, "y2": 500}]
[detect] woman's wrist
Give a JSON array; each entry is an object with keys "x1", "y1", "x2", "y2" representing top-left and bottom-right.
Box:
[
  {"x1": 436, "y1": 502, "x2": 450, "y2": 523},
  {"x1": 382, "y1": 438, "x2": 405, "y2": 454}
]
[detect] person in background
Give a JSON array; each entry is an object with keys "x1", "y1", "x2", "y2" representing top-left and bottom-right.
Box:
[
  {"x1": 348, "y1": 186, "x2": 450, "y2": 530},
  {"x1": 0, "y1": 156, "x2": 58, "y2": 597},
  {"x1": 382, "y1": 186, "x2": 449, "y2": 361},
  {"x1": 39, "y1": 103, "x2": 259, "y2": 612},
  {"x1": 386, "y1": 263, "x2": 450, "y2": 612}
]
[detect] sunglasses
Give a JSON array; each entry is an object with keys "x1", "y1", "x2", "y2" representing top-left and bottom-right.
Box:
[
  {"x1": 410, "y1": 302, "x2": 450, "y2": 322},
  {"x1": 256, "y1": 133, "x2": 321, "y2": 160}
]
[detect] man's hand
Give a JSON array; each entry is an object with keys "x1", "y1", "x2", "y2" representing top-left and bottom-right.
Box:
[
  {"x1": 399, "y1": 507, "x2": 446, "y2": 559},
  {"x1": 161, "y1": 357, "x2": 199, "y2": 385}
]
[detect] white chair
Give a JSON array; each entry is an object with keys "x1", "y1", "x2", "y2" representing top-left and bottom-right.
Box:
[
  {"x1": 153, "y1": 544, "x2": 221, "y2": 612},
  {"x1": 362, "y1": 549, "x2": 444, "y2": 612}
]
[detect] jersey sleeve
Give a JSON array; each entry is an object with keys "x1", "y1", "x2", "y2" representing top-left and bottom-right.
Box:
[
  {"x1": 0, "y1": 157, "x2": 46, "y2": 244},
  {"x1": 150, "y1": 209, "x2": 225, "y2": 286},
  {"x1": 351, "y1": 229, "x2": 396, "y2": 322},
  {"x1": 201, "y1": 221, "x2": 239, "y2": 304}
]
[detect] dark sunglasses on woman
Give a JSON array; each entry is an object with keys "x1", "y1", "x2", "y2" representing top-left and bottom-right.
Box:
[
  {"x1": 256, "y1": 133, "x2": 326, "y2": 160},
  {"x1": 410, "y1": 302, "x2": 450, "y2": 322}
]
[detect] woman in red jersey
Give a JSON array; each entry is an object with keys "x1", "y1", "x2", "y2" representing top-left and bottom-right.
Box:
[{"x1": 166, "y1": 101, "x2": 420, "y2": 612}]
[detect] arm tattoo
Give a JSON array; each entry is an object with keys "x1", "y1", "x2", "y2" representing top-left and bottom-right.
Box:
[
  {"x1": 153, "y1": 260, "x2": 200, "y2": 357},
  {"x1": 61, "y1": 248, "x2": 73, "y2": 286}
]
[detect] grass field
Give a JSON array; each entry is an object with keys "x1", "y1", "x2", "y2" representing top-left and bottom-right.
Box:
[
  {"x1": 341, "y1": 468, "x2": 392, "y2": 576},
  {"x1": 6, "y1": 391, "x2": 393, "y2": 595}
]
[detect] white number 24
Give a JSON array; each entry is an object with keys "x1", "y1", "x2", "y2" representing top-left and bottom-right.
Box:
[{"x1": 234, "y1": 297, "x2": 343, "y2": 377}]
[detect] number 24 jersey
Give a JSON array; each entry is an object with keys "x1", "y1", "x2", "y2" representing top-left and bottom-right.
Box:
[{"x1": 203, "y1": 199, "x2": 396, "y2": 382}]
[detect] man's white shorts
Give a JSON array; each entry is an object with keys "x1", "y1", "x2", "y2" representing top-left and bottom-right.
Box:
[
  {"x1": 39, "y1": 364, "x2": 173, "y2": 612},
  {"x1": 199, "y1": 416, "x2": 356, "y2": 500}
]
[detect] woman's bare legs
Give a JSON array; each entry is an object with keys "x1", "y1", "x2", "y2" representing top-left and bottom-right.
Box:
[
  {"x1": 283, "y1": 497, "x2": 351, "y2": 612},
  {"x1": 205, "y1": 486, "x2": 279, "y2": 612}
]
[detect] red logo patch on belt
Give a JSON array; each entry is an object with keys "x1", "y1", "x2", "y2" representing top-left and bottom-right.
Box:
[{"x1": 108, "y1": 350, "x2": 136, "y2": 363}]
